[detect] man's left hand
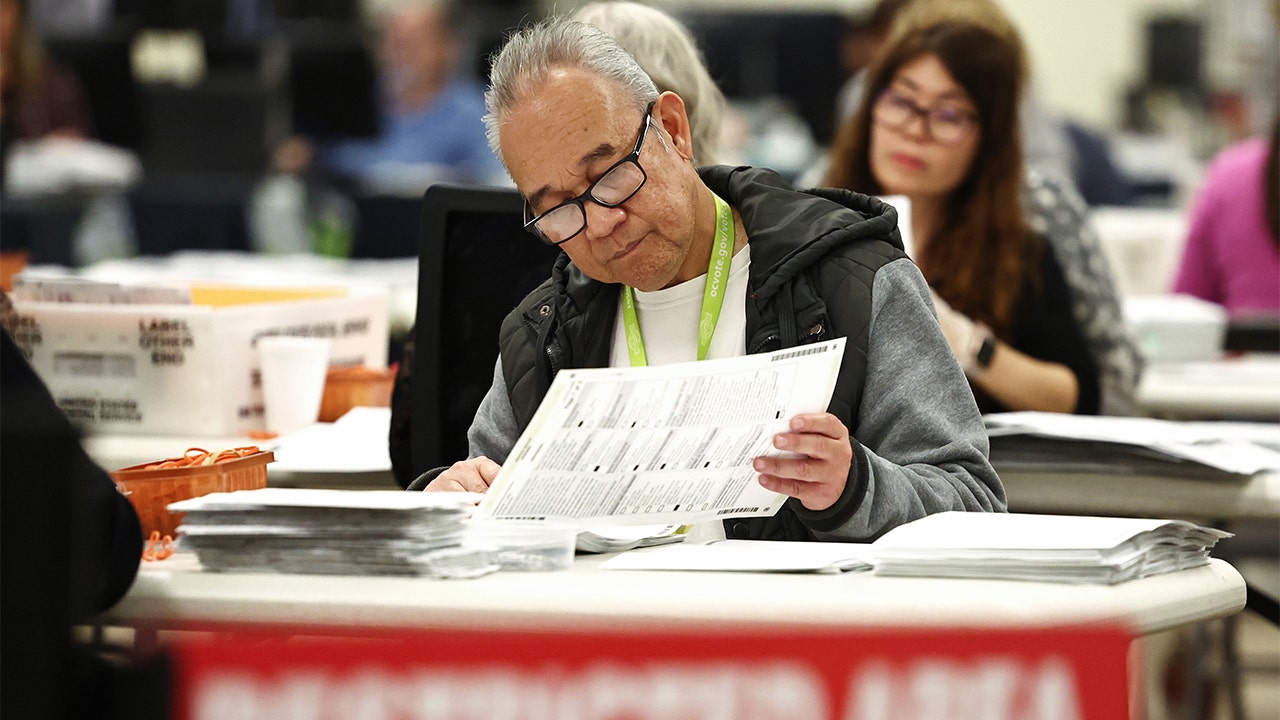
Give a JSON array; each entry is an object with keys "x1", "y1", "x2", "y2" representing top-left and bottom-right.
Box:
[{"x1": 753, "y1": 412, "x2": 852, "y2": 511}]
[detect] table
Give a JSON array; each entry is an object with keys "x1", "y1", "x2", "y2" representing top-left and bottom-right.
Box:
[
  {"x1": 997, "y1": 467, "x2": 1280, "y2": 521},
  {"x1": 996, "y1": 464, "x2": 1278, "y2": 626},
  {"x1": 995, "y1": 462, "x2": 1275, "y2": 720},
  {"x1": 1137, "y1": 357, "x2": 1280, "y2": 420},
  {"x1": 99, "y1": 553, "x2": 1244, "y2": 638}
]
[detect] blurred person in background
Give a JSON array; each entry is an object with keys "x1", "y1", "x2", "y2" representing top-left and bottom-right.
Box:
[
  {"x1": 0, "y1": 0, "x2": 91, "y2": 144},
  {"x1": 1172, "y1": 111, "x2": 1280, "y2": 315},
  {"x1": 0, "y1": 0, "x2": 91, "y2": 189},
  {"x1": 827, "y1": 0, "x2": 1137, "y2": 208},
  {"x1": 833, "y1": 0, "x2": 910, "y2": 125},
  {"x1": 275, "y1": 0, "x2": 503, "y2": 190},
  {"x1": 824, "y1": 15, "x2": 1103, "y2": 415},
  {"x1": 261, "y1": 0, "x2": 503, "y2": 258},
  {"x1": 572, "y1": 1, "x2": 727, "y2": 167},
  {"x1": 825, "y1": 0, "x2": 1076, "y2": 196},
  {"x1": 0, "y1": 0, "x2": 140, "y2": 265},
  {"x1": 390, "y1": 1, "x2": 732, "y2": 486}
]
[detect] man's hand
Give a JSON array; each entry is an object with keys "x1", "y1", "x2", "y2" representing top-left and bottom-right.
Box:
[
  {"x1": 422, "y1": 456, "x2": 502, "y2": 493},
  {"x1": 753, "y1": 412, "x2": 852, "y2": 511}
]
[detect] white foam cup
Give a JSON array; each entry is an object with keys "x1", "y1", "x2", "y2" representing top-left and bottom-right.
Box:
[{"x1": 257, "y1": 336, "x2": 331, "y2": 434}]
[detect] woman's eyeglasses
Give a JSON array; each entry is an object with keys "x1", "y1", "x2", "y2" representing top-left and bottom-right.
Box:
[
  {"x1": 524, "y1": 101, "x2": 656, "y2": 246},
  {"x1": 873, "y1": 89, "x2": 977, "y2": 145}
]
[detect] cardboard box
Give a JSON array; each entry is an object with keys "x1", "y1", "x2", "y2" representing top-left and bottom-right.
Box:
[{"x1": 10, "y1": 287, "x2": 388, "y2": 436}]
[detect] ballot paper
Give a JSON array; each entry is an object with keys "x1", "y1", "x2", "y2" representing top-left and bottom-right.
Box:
[
  {"x1": 170, "y1": 488, "x2": 497, "y2": 578},
  {"x1": 871, "y1": 511, "x2": 1232, "y2": 585},
  {"x1": 985, "y1": 411, "x2": 1280, "y2": 478},
  {"x1": 475, "y1": 338, "x2": 846, "y2": 526},
  {"x1": 597, "y1": 512, "x2": 1228, "y2": 582}
]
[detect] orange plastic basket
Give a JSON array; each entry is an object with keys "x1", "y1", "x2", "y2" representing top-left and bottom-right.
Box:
[
  {"x1": 318, "y1": 365, "x2": 395, "y2": 422},
  {"x1": 111, "y1": 451, "x2": 273, "y2": 538}
]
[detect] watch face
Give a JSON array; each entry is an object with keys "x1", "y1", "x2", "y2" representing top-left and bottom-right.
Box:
[{"x1": 976, "y1": 336, "x2": 997, "y2": 368}]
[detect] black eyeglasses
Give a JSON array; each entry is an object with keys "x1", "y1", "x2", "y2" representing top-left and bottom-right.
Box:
[
  {"x1": 873, "y1": 88, "x2": 977, "y2": 145},
  {"x1": 523, "y1": 101, "x2": 656, "y2": 246}
]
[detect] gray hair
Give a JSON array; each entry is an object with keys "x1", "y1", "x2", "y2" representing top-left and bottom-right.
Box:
[
  {"x1": 483, "y1": 16, "x2": 659, "y2": 156},
  {"x1": 572, "y1": 2, "x2": 726, "y2": 165}
]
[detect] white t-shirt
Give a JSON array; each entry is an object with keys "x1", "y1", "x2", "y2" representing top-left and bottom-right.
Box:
[
  {"x1": 608, "y1": 244, "x2": 752, "y2": 367},
  {"x1": 607, "y1": 244, "x2": 752, "y2": 543}
]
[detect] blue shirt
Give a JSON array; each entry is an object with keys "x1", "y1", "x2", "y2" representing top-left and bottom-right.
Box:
[{"x1": 320, "y1": 79, "x2": 505, "y2": 187}]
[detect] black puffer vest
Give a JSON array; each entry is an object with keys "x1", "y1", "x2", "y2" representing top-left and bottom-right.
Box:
[{"x1": 499, "y1": 165, "x2": 906, "y2": 540}]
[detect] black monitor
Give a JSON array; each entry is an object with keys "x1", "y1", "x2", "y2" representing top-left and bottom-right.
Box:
[
  {"x1": 676, "y1": 9, "x2": 845, "y2": 145},
  {"x1": 411, "y1": 184, "x2": 561, "y2": 474},
  {"x1": 1146, "y1": 16, "x2": 1203, "y2": 94},
  {"x1": 287, "y1": 27, "x2": 379, "y2": 139},
  {"x1": 139, "y1": 76, "x2": 272, "y2": 176},
  {"x1": 45, "y1": 29, "x2": 147, "y2": 151},
  {"x1": 129, "y1": 0, "x2": 226, "y2": 34},
  {"x1": 1225, "y1": 314, "x2": 1280, "y2": 354},
  {"x1": 272, "y1": 0, "x2": 362, "y2": 24},
  {"x1": 351, "y1": 194, "x2": 423, "y2": 259}
]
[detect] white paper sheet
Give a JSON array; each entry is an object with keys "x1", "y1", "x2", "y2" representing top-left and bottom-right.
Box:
[
  {"x1": 870, "y1": 511, "x2": 1216, "y2": 552},
  {"x1": 269, "y1": 407, "x2": 394, "y2": 473},
  {"x1": 475, "y1": 338, "x2": 846, "y2": 526},
  {"x1": 985, "y1": 411, "x2": 1280, "y2": 475}
]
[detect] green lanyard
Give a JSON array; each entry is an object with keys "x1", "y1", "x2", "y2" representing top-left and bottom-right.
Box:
[{"x1": 621, "y1": 193, "x2": 734, "y2": 367}]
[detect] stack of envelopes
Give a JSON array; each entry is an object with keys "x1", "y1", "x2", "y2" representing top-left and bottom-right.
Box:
[{"x1": 169, "y1": 488, "x2": 496, "y2": 578}]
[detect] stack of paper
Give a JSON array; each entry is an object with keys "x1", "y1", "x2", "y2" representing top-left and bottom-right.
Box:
[
  {"x1": 170, "y1": 488, "x2": 496, "y2": 578},
  {"x1": 871, "y1": 512, "x2": 1232, "y2": 584},
  {"x1": 985, "y1": 412, "x2": 1280, "y2": 479}
]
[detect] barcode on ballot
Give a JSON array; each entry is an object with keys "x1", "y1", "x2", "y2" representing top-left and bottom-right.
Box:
[
  {"x1": 717, "y1": 506, "x2": 764, "y2": 516},
  {"x1": 770, "y1": 346, "x2": 826, "y2": 362}
]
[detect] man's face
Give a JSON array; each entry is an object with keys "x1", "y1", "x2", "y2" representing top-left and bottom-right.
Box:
[
  {"x1": 499, "y1": 69, "x2": 699, "y2": 291},
  {"x1": 380, "y1": 6, "x2": 453, "y2": 92}
]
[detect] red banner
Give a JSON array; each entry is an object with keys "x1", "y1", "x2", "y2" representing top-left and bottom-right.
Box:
[{"x1": 171, "y1": 624, "x2": 1133, "y2": 720}]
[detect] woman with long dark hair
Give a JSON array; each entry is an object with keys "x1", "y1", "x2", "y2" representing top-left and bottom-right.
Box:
[{"x1": 824, "y1": 16, "x2": 1101, "y2": 414}]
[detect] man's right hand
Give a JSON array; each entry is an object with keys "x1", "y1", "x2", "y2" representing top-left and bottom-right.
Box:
[{"x1": 422, "y1": 456, "x2": 502, "y2": 493}]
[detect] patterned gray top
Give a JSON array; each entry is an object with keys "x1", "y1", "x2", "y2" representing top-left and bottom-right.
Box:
[{"x1": 1022, "y1": 170, "x2": 1144, "y2": 416}]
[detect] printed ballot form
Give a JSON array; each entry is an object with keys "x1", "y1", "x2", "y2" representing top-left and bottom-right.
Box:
[{"x1": 476, "y1": 338, "x2": 846, "y2": 526}]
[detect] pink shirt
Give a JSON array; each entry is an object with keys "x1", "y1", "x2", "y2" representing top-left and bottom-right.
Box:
[{"x1": 1173, "y1": 138, "x2": 1280, "y2": 314}]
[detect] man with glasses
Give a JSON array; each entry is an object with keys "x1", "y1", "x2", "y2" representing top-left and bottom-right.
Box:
[{"x1": 411, "y1": 17, "x2": 1004, "y2": 543}]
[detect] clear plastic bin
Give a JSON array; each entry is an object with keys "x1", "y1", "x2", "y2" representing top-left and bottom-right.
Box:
[{"x1": 464, "y1": 520, "x2": 577, "y2": 572}]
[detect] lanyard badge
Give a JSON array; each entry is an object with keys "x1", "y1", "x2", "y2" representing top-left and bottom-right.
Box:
[{"x1": 621, "y1": 193, "x2": 734, "y2": 367}]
